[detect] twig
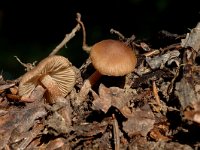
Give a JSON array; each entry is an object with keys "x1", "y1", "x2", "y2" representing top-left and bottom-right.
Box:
[
  {"x1": 49, "y1": 13, "x2": 81, "y2": 56},
  {"x1": 112, "y1": 114, "x2": 120, "y2": 150},
  {"x1": 110, "y1": 28, "x2": 136, "y2": 47},
  {"x1": 0, "y1": 83, "x2": 15, "y2": 91},
  {"x1": 152, "y1": 81, "x2": 161, "y2": 106},
  {"x1": 79, "y1": 57, "x2": 91, "y2": 71},
  {"x1": 160, "y1": 43, "x2": 181, "y2": 53},
  {"x1": 76, "y1": 13, "x2": 92, "y2": 53},
  {"x1": 14, "y1": 56, "x2": 37, "y2": 71},
  {"x1": 143, "y1": 50, "x2": 160, "y2": 57},
  {"x1": 167, "y1": 66, "x2": 180, "y2": 94},
  {"x1": 110, "y1": 28, "x2": 125, "y2": 40},
  {"x1": 125, "y1": 34, "x2": 136, "y2": 45}
]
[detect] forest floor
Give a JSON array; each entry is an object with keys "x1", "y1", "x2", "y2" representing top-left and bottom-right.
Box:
[{"x1": 0, "y1": 14, "x2": 200, "y2": 150}]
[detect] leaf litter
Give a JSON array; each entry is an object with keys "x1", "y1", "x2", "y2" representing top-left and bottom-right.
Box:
[{"x1": 0, "y1": 13, "x2": 200, "y2": 149}]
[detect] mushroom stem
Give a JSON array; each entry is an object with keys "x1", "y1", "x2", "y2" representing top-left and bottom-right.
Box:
[
  {"x1": 40, "y1": 74, "x2": 63, "y2": 104},
  {"x1": 88, "y1": 70, "x2": 102, "y2": 86},
  {"x1": 79, "y1": 71, "x2": 102, "y2": 100}
]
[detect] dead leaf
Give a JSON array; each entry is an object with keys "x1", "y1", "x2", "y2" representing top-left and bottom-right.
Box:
[
  {"x1": 92, "y1": 84, "x2": 132, "y2": 113},
  {"x1": 175, "y1": 77, "x2": 199, "y2": 110},
  {"x1": 92, "y1": 88, "x2": 111, "y2": 113},
  {"x1": 146, "y1": 50, "x2": 180, "y2": 69},
  {"x1": 74, "y1": 120, "x2": 108, "y2": 137},
  {"x1": 149, "y1": 127, "x2": 170, "y2": 142},
  {"x1": 184, "y1": 101, "x2": 200, "y2": 124},
  {"x1": 123, "y1": 105, "x2": 155, "y2": 137},
  {"x1": 0, "y1": 105, "x2": 46, "y2": 149},
  {"x1": 0, "y1": 83, "x2": 15, "y2": 92},
  {"x1": 181, "y1": 22, "x2": 200, "y2": 52},
  {"x1": 45, "y1": 138, "x2": 65, "y2": 150},
  {"x1": 10, "y1": 86, "x2": 18, "y2": 95}
]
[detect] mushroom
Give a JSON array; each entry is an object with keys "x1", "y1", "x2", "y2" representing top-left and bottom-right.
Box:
[
  {"x1": 85, "y1": 39, "x2": 137, "y2": 88},
  {"x1": 91, "y1": 39, "x2": 137, "y2": 76},
  {"x1": 18, "y1": 55, "x2": 76, "y2": 104},
  {"x1": 77, "y1": 17, "x2": 137, "y2": 101}
]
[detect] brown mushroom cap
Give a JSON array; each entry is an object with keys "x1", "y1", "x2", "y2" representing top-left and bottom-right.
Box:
[
  {"x1": 90, "y1": 39, "x2": 137, "y2": 76},
  {"x1": 18, "y1": 55, "x2": 76, "y2": 99}
]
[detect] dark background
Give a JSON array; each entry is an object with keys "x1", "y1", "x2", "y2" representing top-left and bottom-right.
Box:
[{"x1": 0, "y1": 0, "x2": 199, "y2": 79}]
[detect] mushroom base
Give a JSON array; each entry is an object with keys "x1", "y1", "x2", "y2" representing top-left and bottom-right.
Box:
[{"x1": 78, "y1": 71, "x2": 102, "y2": 101}]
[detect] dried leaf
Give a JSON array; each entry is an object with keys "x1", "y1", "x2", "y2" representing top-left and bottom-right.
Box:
[
  {"x1": 149, "y1": 128, "x2": 170, "y2": 142},
  {"x1": 11, "y1": 123, "x2": 44, "y2": 150},
  {"x1": 45, "y1": 100, "x2": 73, "y2": 136},
  {"x1": 74, "y1": 120, "x2": 108, "y2": 137},
  {"x1": 123, "y1": 105, "x2": 155, "y2": 137},
  {"x1": 175, "y1": 77, "x2": 199, "y2": 109},
  {"x1": 120, "y1": 106, "x2": 132, "y2": 118},
  {"x1": 184, "y1": 101, "x2": 200, "y2": 124},
  {"x1": 181, "y1": 22, "x2": 200, "y2": 53},
  {"x1": 92, "y1": 84, "x2": 131, "y2": 113},
  {"x1": 0, "y1": 83, "x2": 15, "y2": 92},
  {"x1": 9, "y1": 106, "x2": 47, "y2": 143},
  {"x1": 10, "y1": 86, "x2": 18, "y2": 95},
  {"x1": 146, "y1": 50, "x2": 180, "y2": 69},
  {"x1": 45, "y1": 138, "x2": 65, "y2": 150},
  {"x1": 45, "y1": 111, "x2": 70, "y2": 135},
  {"x1": 0, "y1": 105, "x2": 46, "y2": 149},
  {"x1": 92, "y1": 89, "x2": 112, "y2": 113}
]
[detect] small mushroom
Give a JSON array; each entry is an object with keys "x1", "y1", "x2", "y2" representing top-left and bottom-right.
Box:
[
  {"x1": 77, "y1": 18, "x2": 137, "y2": 101},
  {"x1": 91, "y1": 39, "x2": 137, "y2": 76},
  {"x1": 84, "y1": 39, "x2": 137, "y2": 89},
  {"x1": 18, "y1": 55, "x2": 76, "y2": 103}
]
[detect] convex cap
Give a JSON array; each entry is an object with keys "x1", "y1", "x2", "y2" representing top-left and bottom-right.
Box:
[
  {"x1": 90, "y1": 39, "x2": 137, "y2": 76},
  {"x1": 18, "y1": 55, "x2": 76, "y2": 100}
]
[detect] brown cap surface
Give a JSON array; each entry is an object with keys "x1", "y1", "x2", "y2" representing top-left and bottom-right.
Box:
[
  {"x1": 90, "y1": 39, "x2": 137, "y2": 76},
  {"x1": 18, "y1": 55, "x2": 76, "y2": 99}
]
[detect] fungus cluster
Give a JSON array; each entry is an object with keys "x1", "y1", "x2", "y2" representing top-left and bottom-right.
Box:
[
  {"x1": 18, "y1": 55, "x2": 76, "y2": 103},
  {"x1": 18, "y1": 14, "x2": 138, "y2": 105}
]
